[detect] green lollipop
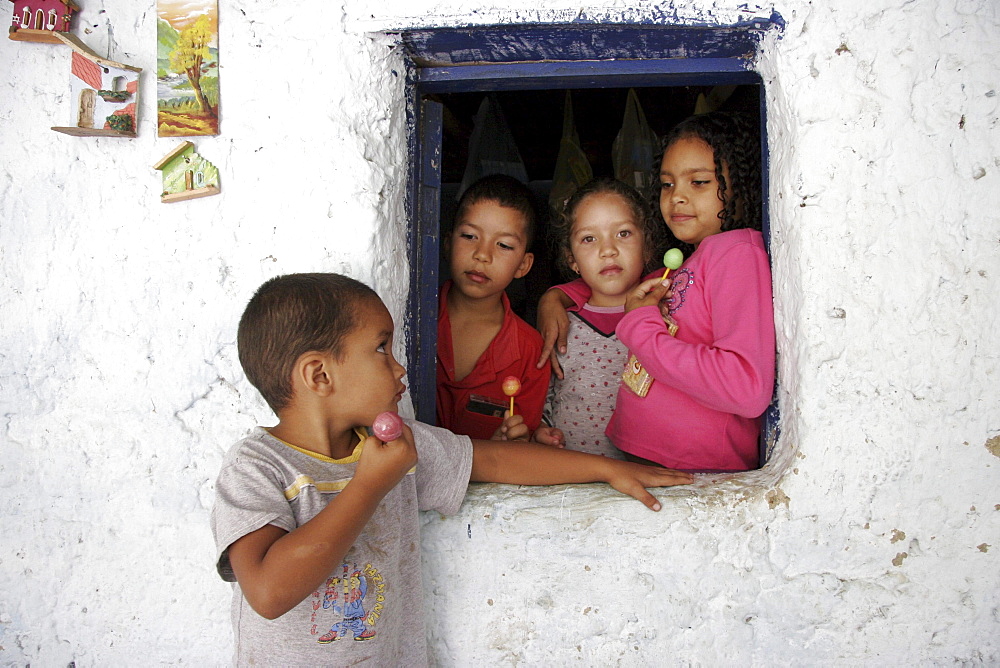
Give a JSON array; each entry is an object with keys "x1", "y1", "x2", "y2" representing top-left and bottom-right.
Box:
[{"x1": 661, "y1": 248, "x2": 684, "y2": 279}]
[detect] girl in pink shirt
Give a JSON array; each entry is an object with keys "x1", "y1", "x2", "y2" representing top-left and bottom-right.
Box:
[{"x1": 538, "y1": 112, "x2": 775, "y2": 471}]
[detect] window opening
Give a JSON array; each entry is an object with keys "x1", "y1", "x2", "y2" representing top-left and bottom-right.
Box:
[
  {"x1": 402, "y1": 21, "x2": 781, "y2": 465},
  {"x1": 435, "y1": 85, "x2": 762, "y2": 327}
]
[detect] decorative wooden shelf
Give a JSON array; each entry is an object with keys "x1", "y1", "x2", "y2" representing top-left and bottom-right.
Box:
[
  {"x1": 98, "y1": 91, "x2": 131, "y2": 103},
  {"x1": 51, "y1": 126, "x2": 136, "y2": 138},
  {"x1": 161, "y1": 185, "x2": 220, "y2": 203},
  {"x1": 48, "y1": 32, "x2": 142, "y2": 138},
  {"x1": 8, "y1": 27, "x2": 67, "y2": 43},
  {"x1": 153, "y1": 141, "x2": 221, "y2": 202},
  {"x1": 8, "y1": 0, "x2": 79, "y2": 42}
]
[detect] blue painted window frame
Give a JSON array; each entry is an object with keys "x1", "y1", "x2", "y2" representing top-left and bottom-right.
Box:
[{"x1": 402, "y1": 21, "x2": 780, "y2": 462}]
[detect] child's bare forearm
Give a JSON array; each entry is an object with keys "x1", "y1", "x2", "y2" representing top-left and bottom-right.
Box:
[
  {"x1": 470, "y1": 440, "x2": 693, "y2": 510},
  {"x1": 535, "y1": 288, "x2": 575, "y2": 374},
  {"x1": 471, "y1": 439, "x2": 575, "y2": 483},
  {"x1": 227, "y1": 477, "x2": 391, "y2": 619},
  {"x1": 231, "y1": 430, "x2": 417, "y2": 618},
  {"x1": 470, "y1": 439, "x2": 692, "y2": 487},
  {"x1": 540, "y1": 287, "x2": 575, "y2": 310},
  {"x1": 471, "y1": 439, "x2": 603, "y2": 483}
]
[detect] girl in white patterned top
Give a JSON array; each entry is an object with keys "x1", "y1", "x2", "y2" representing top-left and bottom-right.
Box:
[{"x1": 544, "y1": 178, "x2": 660, "y2": 457}]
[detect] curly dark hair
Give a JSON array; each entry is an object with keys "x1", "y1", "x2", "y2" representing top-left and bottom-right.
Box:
[
  {"x1": 649, "y1": 111, "x2": 762, "y2": 256},
  {"x1": 549, "y1": 177, "x2": 661, "y2": 280}
]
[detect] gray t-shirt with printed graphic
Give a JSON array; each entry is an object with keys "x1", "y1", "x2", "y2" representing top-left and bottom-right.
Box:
[{"x1": 211, "y1": 419, "x2": 473, "y2": 666}]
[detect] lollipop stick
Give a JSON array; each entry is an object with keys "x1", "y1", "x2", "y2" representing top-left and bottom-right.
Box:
[{"x1": 501, "y1": 375, "x2": 521, "y2": 418}]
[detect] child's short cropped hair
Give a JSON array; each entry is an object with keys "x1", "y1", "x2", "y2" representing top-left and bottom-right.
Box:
[
  {"x1": 455, "y1": 174, "x2": 538, "y2": 249},
  {"x1": 237, "y1": 273, "x2": 379, "y2": 413}
]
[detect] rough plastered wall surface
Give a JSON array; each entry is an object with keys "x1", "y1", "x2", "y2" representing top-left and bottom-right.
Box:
[
  {"x1": 0, "y1": 1, "x2": 411, "y2": 662},
  {"x1": 0, "y1": 0, "x2": 997, "y2": 666}
]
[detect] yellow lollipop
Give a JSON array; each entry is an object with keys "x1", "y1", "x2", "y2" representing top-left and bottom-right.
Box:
[{"x1": 502, "y1": 376, "x2": 521, "y2": 416}]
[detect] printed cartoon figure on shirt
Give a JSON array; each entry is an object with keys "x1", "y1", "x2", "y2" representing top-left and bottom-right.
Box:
[{"x1": 313, "y1": 562, "x2": 385, "y2": 643}]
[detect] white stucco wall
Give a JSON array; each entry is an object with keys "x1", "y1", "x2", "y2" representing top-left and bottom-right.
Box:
[{"x1": 1, "y1": 0, "x2": 997, "y2": 665}]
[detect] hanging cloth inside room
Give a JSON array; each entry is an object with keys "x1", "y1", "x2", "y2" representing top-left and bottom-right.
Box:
[
  {"x1": 457, "y1": 94, "x2": 529, "y2": 199},
  {"x1": 548, "y1": 90, "x2": 593, "y2": 214},
  {"x1": 611, "y1": 88, "x2": 660, "y2": 192},
  {"x1": 694, "y1": 85, "x2": 737, "y2": 114}
]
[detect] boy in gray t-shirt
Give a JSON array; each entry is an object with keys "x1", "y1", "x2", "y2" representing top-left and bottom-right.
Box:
[{"x1": 211, "y1": 273, "x2": 692, "y2": 666}]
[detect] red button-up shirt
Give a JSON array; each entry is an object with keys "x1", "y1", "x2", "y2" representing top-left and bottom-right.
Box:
[{"x1": 436, "y1": 281, "x2": 551, "y2": 440}]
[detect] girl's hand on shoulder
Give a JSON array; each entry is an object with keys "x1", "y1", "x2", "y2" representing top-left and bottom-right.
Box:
[
  {"x1": 536, "y1": 289, "x2": 571, "y2": 379},
  {"x1": 491, "y1": 413, "x2": 530, "y2": 441},
  {"x1": 604, "y1": 460, "x2": 694, "y2": 511},
  {"x1": 624, "y1": 275, "x2": 672, "y2": 314},
  {"x1": 530, "y1": 425, "x2": 565, "y2": 448}
]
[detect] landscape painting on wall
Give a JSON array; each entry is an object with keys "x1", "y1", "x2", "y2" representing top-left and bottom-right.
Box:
[{"x1": 157, "y1": 0, "x2": 219, "y2": 136}]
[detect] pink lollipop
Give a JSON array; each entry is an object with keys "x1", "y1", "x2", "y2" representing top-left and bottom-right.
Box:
[
  {"x1": 371, "y1": 411, "x2": 403, "y2": 442},
  {"x1": 502, "y1": 375, "x2": 521, "y2": 416}
]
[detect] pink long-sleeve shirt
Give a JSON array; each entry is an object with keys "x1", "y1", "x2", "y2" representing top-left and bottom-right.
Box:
[{"x1": 558, "y1": 228, "x2": 775, "y2": 471}]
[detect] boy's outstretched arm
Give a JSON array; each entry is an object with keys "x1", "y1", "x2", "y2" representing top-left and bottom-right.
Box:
[
  {"x1": 226, "y1": 427, "x2": 417, "y2": 620},
  {"x1": 470, "y1": 440, "x2": 693, "y2": 511}
]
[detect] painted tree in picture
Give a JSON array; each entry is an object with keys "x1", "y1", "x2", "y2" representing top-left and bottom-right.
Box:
[{"x1": 157, "y1": 0, "x2": 219, "y2": 136}]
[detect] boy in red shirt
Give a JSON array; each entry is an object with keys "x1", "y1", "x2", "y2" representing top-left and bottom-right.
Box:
[{"x1": 436, "y1": 174, "x2": 555, "y2": 442}]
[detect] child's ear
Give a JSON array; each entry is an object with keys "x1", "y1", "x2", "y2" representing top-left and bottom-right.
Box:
[
  {"x1": 514, "y1": 251, "x2": 534, "y2": 279},
  {"x1": 566, "y1": 252, "x2": 579, "y2": 275},
  {"x1": 297, "y1": 352, "x2": 335, "y2": 397}
]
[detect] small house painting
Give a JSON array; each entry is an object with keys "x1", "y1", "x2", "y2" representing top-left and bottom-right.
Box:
[
  {"x1": 51, "y1": 32, "x2": 141, "y2": 138},
  {"x1": 152, "y1": 141, "x2": 220, "y2": 203},
  {"x1": 8, "y1": 0, "x2": 78, "y2": 43}
]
